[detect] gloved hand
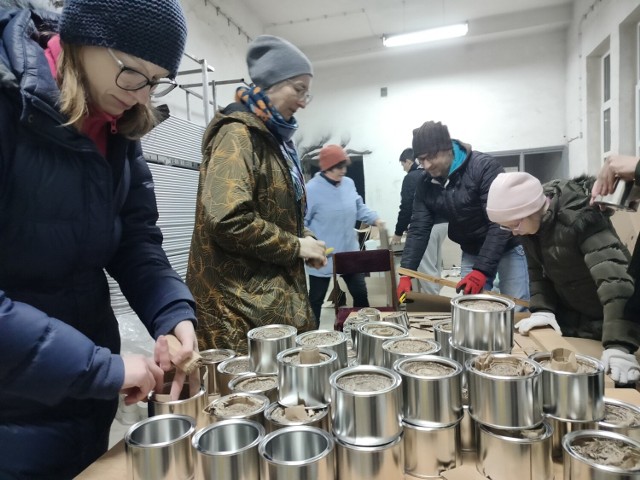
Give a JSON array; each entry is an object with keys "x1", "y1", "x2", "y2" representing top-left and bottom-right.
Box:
[
  {"x1": 514, "y1": 311, "x2": 562, "y2": 335},
  {"x1": 600, "y1": 348, "x2": 640, "y2": 384},
  {"x1": 455, "y1": 270, "x2": 487, "y2": 295},
  {"x1": 397, "y1": 276, "x2": 412, "y2": 301}
]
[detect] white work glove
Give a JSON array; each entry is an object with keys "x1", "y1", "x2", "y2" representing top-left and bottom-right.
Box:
[
  {"x1": 514, "y1": 311, "x2": 562, "y2": 335},
  {"x1": 600, "y1": 348, "x2": 640, "y2": 384}
]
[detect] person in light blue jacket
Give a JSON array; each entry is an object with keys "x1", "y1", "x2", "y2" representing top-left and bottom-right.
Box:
[{"x1": 305, "y1": 145, "x2": 385, "y2": 326}]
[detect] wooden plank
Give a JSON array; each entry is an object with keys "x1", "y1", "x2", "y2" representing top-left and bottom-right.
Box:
[{"x1": 398, "y1": 267, "x2": 530, "y2": 308}]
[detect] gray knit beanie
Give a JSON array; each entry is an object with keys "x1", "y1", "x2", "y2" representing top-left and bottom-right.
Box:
[
  {"x1": 246, "y1": 35, "x2": 313, "y2": 89},
  {"x1": 59, "y1": 0, "x2": 187, "y2": 78},
  {"x1": 412, "y1": 121, "x2": 452, "y2": 158}
]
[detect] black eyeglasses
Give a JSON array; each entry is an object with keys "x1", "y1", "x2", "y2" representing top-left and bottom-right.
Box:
[
  {"x1": 285, "y1": 79, "x2": 313, "y2": 104},
  {"x1": 108, "y1": 49, "x2": 177, "y2": 98}
]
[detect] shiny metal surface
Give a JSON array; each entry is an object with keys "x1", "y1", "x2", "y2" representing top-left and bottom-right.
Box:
[
  {"x1": 296, "y1": 330, "x2": 349, "y2": 368},
  {"x1": 356, "y1": 321, "x2": 409, "y2": 366},
  {"x1": 593, "y1": 179, "x2": 640, "y2": 212},
  {"x1": 358, "y1": 307, "x2": 381, "y2": 322},
  {"x1": 259, "y1": 426, "x2": 336, "y2": 480},
  {"x1": 216, "y1": 355, "x2": 251, "y2": 397},
  {"x1": 206, "y1": 392, "x2": 270, "y2": 426},
  {"x1": 192, "y1": 419, "x2": 264, "y2": 480},
  {"x1": 403, "y1": 420, "x2": 461, "y2": 478},
  {"x1": 530, "y1": 351, "x2": 605, "y2": 422},
  {"x1": 247, "y1": 324, "x2": 297, "y2": 374},
  {"x1": 200, "y1": 349, "x2": 235, "y2": 395},
  {"x1": 335, "y1": 434, "x2": 403, "y2": 480},
  {"x1": 478, "y1": 421, "x2": 553, "y2": 480},
  {"x1": 228, "y1": 372, "x2": 279, "y2": 403},
  {"x1": 381, "y1": 311, "x2": 410, "y2": 329},
  {"x1": 277, "y1": 347, "x2": 339, "y2": 407},
  {"x1": 563, "y1": 430, "x2": 640, "y2": 479},
  {"x1": 148, "y1": 385, "x2": 207, "y2": 427},
  {"x1": 460, "y1": 404, "x2": 477, "y2": 453},
  {"x1": 598, "y1": 398, "x2": 640, "y2": 442},
  {"x1": 434, "y1": 320, "x2": 453, "y2": 358},
  {"x1": 450, "y1": 341, "x2": 510, "y2": 390},
  {"x1": 125, "y1": 414, "x2": 195, "y2": 480},
  {"x1": 343, "y1": 314, "x2": 368, "y2": 351},
  {"x1": 450, "y1": 294, "x2": 514, "y2": 351},
  {"x1": 394, "y1": 355, "x2": 463, "y2": 426},
  {"x1": 548, "y1": 417, "x2": 596, "y2": 460},
  {"x1": 264, "y1": 402, "x2": 330, "y2": 433},
  {"x1": 382, "y1": 337, "x2": 440, "y2": 370},
  {"x1": 467, "y1": 354, "x2": 543, "y2": 429},
  {"x1": 330, "y1": 365, "x2": 403, "y2": 446}
]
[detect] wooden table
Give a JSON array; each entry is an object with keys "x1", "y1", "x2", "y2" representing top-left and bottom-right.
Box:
[{"x1": 77, "y1": 311, "x2": 640, "y2": 479}]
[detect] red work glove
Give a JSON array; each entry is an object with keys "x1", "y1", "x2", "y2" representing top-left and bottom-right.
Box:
[
  {"x1": 456, "y1": 270, "x2": 487, "y2": 295},
  {"x1": 397, "y1": 276, "x2": 412, "y2": 301}
]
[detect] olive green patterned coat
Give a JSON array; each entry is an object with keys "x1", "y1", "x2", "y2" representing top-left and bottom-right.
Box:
[
  {"x1": 187, "y1": 106, "x2": 315, "y2": 353},
  {"x1": 521, "y1": 176, "x2": 640, "y2": 350}
]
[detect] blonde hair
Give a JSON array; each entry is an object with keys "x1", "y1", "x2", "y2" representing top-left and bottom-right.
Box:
[{"x1": 57, "y1": 43, "x2": 159, "y2": 139}]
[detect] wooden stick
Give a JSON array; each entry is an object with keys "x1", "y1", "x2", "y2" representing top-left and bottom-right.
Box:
[
  {"x1": 397, "y1": 267, "x2": 530, "y2": 308},
  {"x1": 165, "y1": 334, "x2": 202, "y2": 374}
]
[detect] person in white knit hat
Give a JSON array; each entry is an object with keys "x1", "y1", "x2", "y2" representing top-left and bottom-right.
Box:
[{"x1": 488, "y1": 172, "x2": 640, "y2": 384}]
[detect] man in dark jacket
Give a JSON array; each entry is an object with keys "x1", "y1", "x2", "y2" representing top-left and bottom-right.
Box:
[
  {"x1": 397, "y1": 121, "x2": 530, "y2": 308},
  {"x1": 489, "y1": 172, "x2": 640, "y2": 384},
  {"x1": 392, "y1": 147, "x2": 448, "y2": 295}
]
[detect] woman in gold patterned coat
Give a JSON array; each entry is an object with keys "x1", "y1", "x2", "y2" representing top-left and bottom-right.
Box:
[{"x1": 187, "y1": 35, "x2": 327, "y2": 352}]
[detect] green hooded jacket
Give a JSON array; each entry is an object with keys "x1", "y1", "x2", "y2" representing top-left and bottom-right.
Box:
[{"x1": 521, "y1": 176, "x2": 639, "y2": 350}]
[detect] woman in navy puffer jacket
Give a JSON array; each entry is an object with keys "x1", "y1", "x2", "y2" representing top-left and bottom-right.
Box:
[{"x1": 0, "y1": 1, "x2": 197, "y2": 478}]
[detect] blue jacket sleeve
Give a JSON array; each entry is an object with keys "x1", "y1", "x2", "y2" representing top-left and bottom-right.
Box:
[
  {"x1": 0, "y1": 291, "x2": 124, "y2": 404},
  {"x1": 106, "y1": 142, "x2": 195, "y2": 337}
]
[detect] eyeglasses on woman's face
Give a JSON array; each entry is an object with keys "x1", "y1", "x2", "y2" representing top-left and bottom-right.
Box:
[
  {"x1": 499, "y1": 219, "x2": 523, "y2": 232},
  {"x1": 108, "y1": 49, "x2": 177, "y2": 98},
  {"x1": 285, "y1": 79, "x2": 313, "y2": 104}
]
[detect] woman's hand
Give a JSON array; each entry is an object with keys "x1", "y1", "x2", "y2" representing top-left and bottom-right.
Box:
[
  {"x1": 120, "y1": 354, "x2": 165, "y2": 405},
  {"x1": 154, "y1": 320, "x2": 199, "y2": 400},
  {"x1": 298, "y1": 236, "x2": 326, "y2": 261},
  {"x1": 591, "y1": 155, "x2": 639, "y2": 203}
]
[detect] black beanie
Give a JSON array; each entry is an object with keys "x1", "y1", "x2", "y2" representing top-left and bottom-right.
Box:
[
  {"x1": 399, "y1": 148, "x2": 414, "y2": 162},
  {"x1": 59, "y1": 0, "x2": 187, "y2": 78},
  {"x1": 412, "y1": 121, "x2": 452, "y2": 158}
]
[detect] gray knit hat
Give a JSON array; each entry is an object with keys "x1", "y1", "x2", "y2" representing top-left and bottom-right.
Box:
[
  {"x1": 412, "y1": 121, "x2": 452, "y2": 158},
  {"x1": 59, "y1": 0, "x2": 187, "y2": 78},
  {"x1": 246, "y1": 35, "x2": 313, "y2": 89}
]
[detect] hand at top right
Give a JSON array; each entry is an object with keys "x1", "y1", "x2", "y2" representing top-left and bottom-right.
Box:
[{"x1": 591, "y1": 154, "x2": 639, "y2": 204}]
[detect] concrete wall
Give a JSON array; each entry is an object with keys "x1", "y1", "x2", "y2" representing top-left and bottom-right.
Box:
[
  {"x1": 565, "y1": 0, "x2": 640, "y2": 176},
  {"x1": 294, "y1": 28, "x2": 568, "y2": 226}
]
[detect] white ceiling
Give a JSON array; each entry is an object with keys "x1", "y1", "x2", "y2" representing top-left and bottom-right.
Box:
[{"x1": 239, "y1": 0, "x2": 574, "y2": 63}]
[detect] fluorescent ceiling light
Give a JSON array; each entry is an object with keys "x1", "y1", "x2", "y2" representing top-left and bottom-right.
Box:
[{"x1": 383, "y1": 22, "x2": 468, "y2": 48}]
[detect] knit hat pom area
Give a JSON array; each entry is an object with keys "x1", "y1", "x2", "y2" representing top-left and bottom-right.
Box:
[
  {"x1": 59, "y1": 0, "x2": 187, "y2": 77},
  {"x1": 319, "y1": 144, "x2": 349, "y2": 171},
  {"x1": 412, "y1": 121, "x2": 452, "y2": 158},
  {"x1": 246, "y1": 35, "x2": 313, "y2": 89},
  {"x1": 486, "y1": 172, "x2": 546, "y2": 224}
]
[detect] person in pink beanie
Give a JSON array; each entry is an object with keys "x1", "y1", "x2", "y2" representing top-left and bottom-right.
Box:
[{"x1": 488, "y1": 172, "x2": 640, "y2": 384}]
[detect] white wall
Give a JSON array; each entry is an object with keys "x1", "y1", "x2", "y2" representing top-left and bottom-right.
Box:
[
  {"x1": 161, "y1": 0, "x2": 262, "y2": 126},
  {"x1": 295, "y1": 29, "x2": 567, "y2": 225},
  {"x1": 565, "y1": 0, "x2": 640, "y2": 176}
]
